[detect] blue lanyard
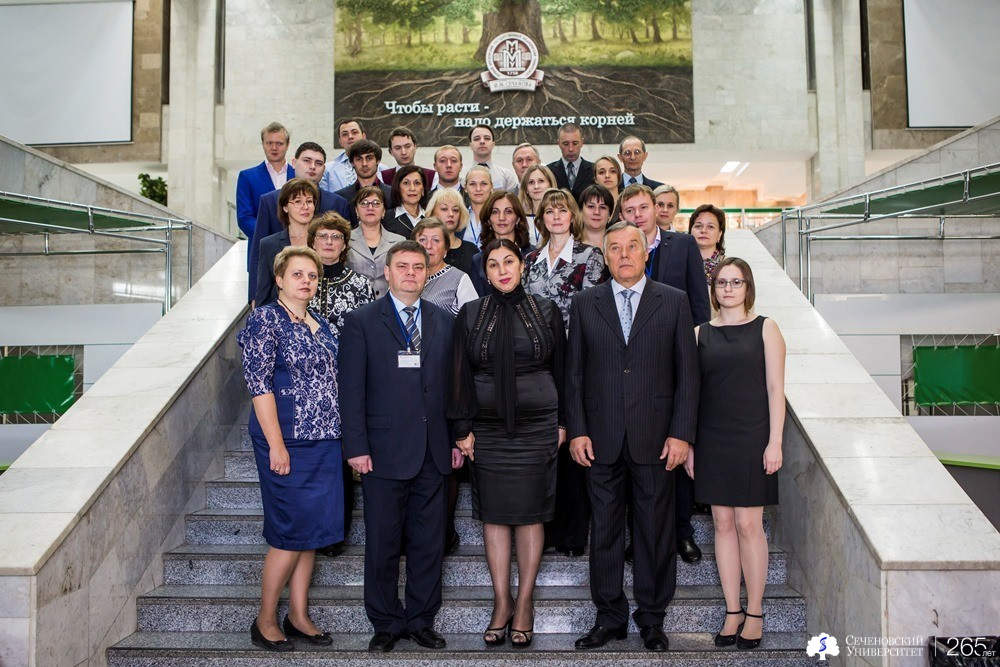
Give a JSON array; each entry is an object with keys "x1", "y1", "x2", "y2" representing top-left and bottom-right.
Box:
[
  {"x1": 467, "y1": 210, "x2": 481, "y2": 245},
  {"x1": 645, "y1": 245, "x2": 659, "y2": 278},
  {"x1": 392, "y1": 302, "x2": 421, "y2": 351}
]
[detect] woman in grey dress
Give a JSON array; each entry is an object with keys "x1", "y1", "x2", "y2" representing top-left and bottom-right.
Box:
[{"x1": 411, "y1": 218, "x2": 477, "y2": 315}]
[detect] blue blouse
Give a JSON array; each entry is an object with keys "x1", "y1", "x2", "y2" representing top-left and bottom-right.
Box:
[{"x1": 238, "y1": 303, "x2": 342, "y2": 441}]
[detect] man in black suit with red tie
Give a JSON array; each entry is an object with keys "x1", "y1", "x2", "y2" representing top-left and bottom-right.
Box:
[
  {"x1": 546, "y1": 122, "x2": 595, "y2": 203},
  {"x1": 566, "y1": 221, "x2": 699, "y2": 652}
]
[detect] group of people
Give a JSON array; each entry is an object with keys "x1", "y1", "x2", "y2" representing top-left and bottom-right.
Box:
[{"x1": 236, "y1": 118, "x2": 786, "y2": 654}]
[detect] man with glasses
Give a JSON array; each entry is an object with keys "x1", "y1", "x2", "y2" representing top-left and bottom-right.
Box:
[
  {"x1": 248, "y1": 142, "x2": 351, "y2": 302},
  {"x1": 617, "y1": 136, "x2": 663, "y2": 190},
  {"x1": 335, "y1": 139, "x2": 395, "y2": 226}
]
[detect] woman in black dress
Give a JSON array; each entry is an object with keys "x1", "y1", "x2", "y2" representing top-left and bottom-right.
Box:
[
  {"x1": 686, "y1": 256, "x2": 786, "y2": 650},
  {"x1": 450, "y1": 239, "x2": 565, "y2": 649}
]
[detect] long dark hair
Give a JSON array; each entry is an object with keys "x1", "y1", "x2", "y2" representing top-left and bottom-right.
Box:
[{"x1": 480, "y1": 190, "x2": 530, "y2": 250}]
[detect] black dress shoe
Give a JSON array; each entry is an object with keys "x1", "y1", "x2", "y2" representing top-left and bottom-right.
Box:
[
  {"x1": 737, "y1": 611, "x2": 764, "y2": 649},
  {"x1": 677, "y1": 536, "x2": 702, "y2": 563},
  {"x1": 250, "y1": 618, "x2": 294, "y2": 652},
  {"x1": 564, "y1": 546, "x2": 585, "y2": 557},
  {"x1": 316, "y1": 542, "x2": 343, "y2": 558},
  {"x1": 368, "y1": 631, "x2": 399, "y2": 652},
  {"x1": 575, "y1": 623, "x2": 628, "y2": 649},
  {"x1": 640, "y1": 625, "x2": 669, "y2": 651},
  {"x1": 444, "y1": 531, "x2": 460, "y2": 556},
  {"x1": 283, "y1": 615, "x2": 333, "y2": 646},
  {"x1": 403, "y1": 627, "x2": 447, "y2": 649},
  {"x1": 692, "y1": 502, "x2": 712, "y2": 514}
]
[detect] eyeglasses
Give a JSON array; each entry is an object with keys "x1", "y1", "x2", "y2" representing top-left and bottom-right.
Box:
[
  {"x1": 714, "y1": 278, "x2": 748, "y2": 289},
  {"x1": 288, "y1": 198, "x2": 315, "y2": 208},
  {"x1": 315, "y1": 232, "x2": 344, "y2": 242},
  {"x1": 358, "y1": 200, "x2": 383, "y2": 208},
  {"x1": 620, "y1": 150, "x2": 645, "y2": 158}
]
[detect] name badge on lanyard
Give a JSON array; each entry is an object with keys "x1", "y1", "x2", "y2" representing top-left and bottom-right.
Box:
[{"x1": 398, "y1": 350, "x2": 421, "y2": 368}]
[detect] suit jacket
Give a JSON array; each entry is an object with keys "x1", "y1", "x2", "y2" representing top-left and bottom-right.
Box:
[
  {"x1": 649, "y1": 229, "x2": 711, "y2": 325},
  {"x1": 619, "y1": 174, "x2": 664, "y2": 191},
  {"x1": 254, "y1": 229, "x2": 290, "y2": 308},
  {"x1": 565, "y1": 280, "x2": 699, "y2": 465},
  {"x1": 546, "y1": 158, "x2": 595, "y2": 203},
  {"x1": 248, "y1": 188, "x2": 351, "y2": 301},
  {"x1": 345, "y1": 228, "x2": 407, "y2": 299},
  {"x1": 235, "y1": 161, "x2": 294, "y2": 240},
  {"x1": 338, "y1": 296, "x2": 454, "y2": 479},
  {"x1": 335, "y1": 182, "x2": 394, "y2": 226}
]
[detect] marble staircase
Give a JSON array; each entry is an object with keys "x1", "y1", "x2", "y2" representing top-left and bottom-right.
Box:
[{"x1": 107, "y1": 438, "x2": 815, "y2": 665}]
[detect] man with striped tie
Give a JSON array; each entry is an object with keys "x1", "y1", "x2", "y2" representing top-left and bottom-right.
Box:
[
  {"x1": 338, "y1": 240, "x2": 456, "y2": 653},
  {"x1": 565, "y1": 221, "x2": 700, "y2": 652}
]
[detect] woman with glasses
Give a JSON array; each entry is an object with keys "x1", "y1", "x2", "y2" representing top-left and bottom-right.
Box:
[
  {"x1": 346, "y1": 186, "x2": 406, "y2": 299},
  {"x1": 686, "y1": 257, "x2": 786, "y2": 651},
  {"x1": 308, "y1": 213, "x2": 374, "y2": 336},
  {"x1": 255, "y1": 178, "x2": 320, "y2": 307}
]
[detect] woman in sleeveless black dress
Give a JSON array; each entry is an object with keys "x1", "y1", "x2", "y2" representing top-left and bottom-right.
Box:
[
  {"x1": 450, "y1": 239, "x2": 565, "y2": 649},
  {"x1": 687, "y1": 257, "x2": 786, "y2": 651}
]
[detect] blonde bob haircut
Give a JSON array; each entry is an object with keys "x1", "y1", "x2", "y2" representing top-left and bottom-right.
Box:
[{"x1": 425, "y1": 188, "x2": 470, "y2": 230}]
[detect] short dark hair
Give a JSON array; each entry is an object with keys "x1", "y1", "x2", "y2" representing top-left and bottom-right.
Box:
[
  {"x1": 390, "y1": 165, "x2": 427, "y2": 206},
  {"x1": 348, "y1": 139, "x2": 382, "y2": 163},
  {"x1": 352, "y1": 185, "x2": 385, "y2": 209},
  {"x1": 276, "y1": 178, "x2": 319, "y2": 227},
  {"x1": 689, "y1": 203, "x2": 727, "y2": 253},
  {"x1": 468, "y1": 123, "x2": 494, "y2": 142},
  {"x1": 580, "y1": 184, "x2": 614, "y2": 211},
  {"x1": 558, "y1": 122, "x2": 582, "y2": 137},
  {"x1": 387, "y1": 126, "x2": 417, "y2": 147},
  {"x1": 481, "y1": 238, "x2": 523, "y2": 274},
  {"x1": 337, "y1": 118, "x2": 365, "y2": 134},
  {"x1": 308, "y1": 212, "x2": 352, "y2": 253},
  {"x1": 295, "y1": 141, "x2": 326, "y2": 161},
  {"x1": 386, "y1": 239, "x2": 429, "y2": 267},
  {"x1": 710, "y1": 256, "x2": 754, "y2": 313}
]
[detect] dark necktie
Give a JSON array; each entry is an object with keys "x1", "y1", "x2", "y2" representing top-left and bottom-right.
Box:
[
  {"x1": 403, "y1": 306, "x2": 421, "y2": 352},
  {"x1": 566, "y1": 162, "x2": 576, "y2": 188}
]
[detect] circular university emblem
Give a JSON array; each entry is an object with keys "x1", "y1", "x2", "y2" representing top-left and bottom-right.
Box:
[{"x1": 485, "y1": 32, "x2": 539, "y2": 82}]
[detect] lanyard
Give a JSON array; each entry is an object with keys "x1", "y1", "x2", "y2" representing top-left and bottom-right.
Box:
[
  {"x1": 392, "y1": 302, "x2": 421, "y2": 351},
  {"x1": 645, "y1": 245, "x2": 659, "y2": 278},
  {"x1": 467, "y1": 210, "x2": 481, "y2": 245}
]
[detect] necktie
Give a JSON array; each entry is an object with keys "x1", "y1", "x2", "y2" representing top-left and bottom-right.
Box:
[
  {"x1": 566, "y1": 162, "x2": 576, "y2": 188},
  {"x1": 620, "y1": 289, "x2": 634, "y2": 342},
  {"x1": 478, "y1": 162, "x2": 489, "y2": 167},
  {"x1": 627, "y1": 176, "x2": 636, "y2": 186},
  {"x1": 403, "y1": 306, "x2": 421, "y2": 352}
]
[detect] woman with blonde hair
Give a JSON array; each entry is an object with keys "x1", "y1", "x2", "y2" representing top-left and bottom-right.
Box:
[
  {"x1": 518, "y1": 164, "x2": 557, "y2": 245},
  {"x1": 427, "y1": 187, "x2": 478, "y2": 276}
]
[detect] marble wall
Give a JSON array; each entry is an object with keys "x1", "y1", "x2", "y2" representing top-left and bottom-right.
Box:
[
  {"x1": 728, "y1": 230, "x2": 1000, "y2": 667},
  {"x1": 0, "y1": 244, "x2": 250, "y2": 667}
]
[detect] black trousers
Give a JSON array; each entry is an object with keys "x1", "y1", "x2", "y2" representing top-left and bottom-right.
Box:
[
  {"x1": 625, "y1": 463, "x2": 694, "y2": 542},
  {"x1": 361, "y1": 446, "x2": 446, "y2": 634},
  {"x1": 587, "y1": 444, "x2": 677, "y2": 629},
  {"x1": 545, "y1": 445, "x2": 591, "y2": 550}
]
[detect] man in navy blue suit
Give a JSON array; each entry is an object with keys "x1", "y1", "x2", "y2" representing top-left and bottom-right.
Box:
[
  {"x1": 235, "y1": 122, "x2": 293, "y2": 240},
  {"x1": 620, "y1": 183, "x2": 709, "y2": 566},
  {"x1": 338, "y1": 241, "x2": 456, "y2": 653},
  {"x1": 247, "y1": 142, "x2": 350, "y2": 302}
]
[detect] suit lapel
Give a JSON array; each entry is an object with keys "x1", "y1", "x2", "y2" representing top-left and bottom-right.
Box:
[
  {"x1": 629, "y1": 283, "x2": 662, "y2": 339},
  {"x1": 379, "y1": 296, "x2": 408, "y2": 349},
  {"x1": 595, "y1": 284, "x2": 626, "y2": 345},
  {"x1": 419, "y1": 299, "x2": 434, "y2": 360},
  {"x1": 656, "y1": 229, "x2": 674, "y2": 283}
]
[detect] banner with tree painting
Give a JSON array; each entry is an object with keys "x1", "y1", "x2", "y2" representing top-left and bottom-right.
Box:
[{"x1": 335, "y1": 0, "x2": 692, "y2": 145}]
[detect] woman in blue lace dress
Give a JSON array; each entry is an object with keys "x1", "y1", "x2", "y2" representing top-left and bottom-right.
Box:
[{"x1": 238, "y1": 246, "x2": 343, "y2": 652}]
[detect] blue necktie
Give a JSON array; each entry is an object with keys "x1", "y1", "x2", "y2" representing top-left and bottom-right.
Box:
[
  {"x1": 620, "y1": 289, "x2": 634, "y2": 342},
  {"x1": 403, "y1": 306, "x2": 421, "y2": 352}
]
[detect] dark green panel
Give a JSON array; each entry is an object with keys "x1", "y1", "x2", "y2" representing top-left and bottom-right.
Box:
[
  {"x1": 0, "y1": 197, "x2": 153, "y2": 235},
  {"x1": 913, "y1": 346, "x2": 1000, "y2": 406},
  {"x1": 826, "y1": 171, "x2": 1000, "y2": 217},
  {"x1": 0, "y1": 355, "x2": 76, "y2": 414}
]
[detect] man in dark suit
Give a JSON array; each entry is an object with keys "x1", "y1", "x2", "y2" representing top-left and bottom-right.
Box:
[
  {"x1": 566, "y1": 221, "x2": 699, "y2": 652},
  {"x1": 338, "y1": 241, "x2": 455, "y2": 653},
  {"x1": 335, "y1": 139, "x2": 394, "y2": 226},
  {"x1": 546, "y1": 122, "x2": 595, "y2": 203},
  {"x1": 247, "y1": 142, "x2": 350, "y2": 302},
  {"x1": 235, "y1": 122, "x2": 293, "y2": 241},
  {"x1": 617, "y1": 136, "x2": 663, "y2": 190},
  {"x1": 379, "y1": 126, "x2": 436, "y2": 192},
  {"x1": 619, "y1": 183, "x2": 709, "y2": 565}
]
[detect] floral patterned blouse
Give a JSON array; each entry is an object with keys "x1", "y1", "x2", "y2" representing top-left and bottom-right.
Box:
[
  {"x1": 310, "y1": 263, "x2": 374, "y2": 336},
  {"x1": 238, "y1": 303, "x2": 341, "y2": 440},
  {"x1": 702, "y1": 249, "x2": 724, "y2": 284},
  {"x1": 522, "y1": 239, "x2": 605, "y2": 329}
]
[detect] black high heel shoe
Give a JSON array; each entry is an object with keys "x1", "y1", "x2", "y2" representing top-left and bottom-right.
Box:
[
  {"x1": 737, "y1": 611, "x2": 764, "y2": 649},
  {"x1": 283, "y1": 614, "x2": 333, "y2": 646},
  {"x1": 714, "y1": 608, "x2": 745, "y2": 647},
  {"x1": 483, "y1": 614, "x2": 513, "y2": 646},
  {"x1": 250, "y1": 618, "x2": 294, "y2": 652}
]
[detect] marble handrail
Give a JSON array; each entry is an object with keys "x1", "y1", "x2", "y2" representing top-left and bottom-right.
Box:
[{"x1": 726, "y1": 229, "x2": 1000, "y2": 654}]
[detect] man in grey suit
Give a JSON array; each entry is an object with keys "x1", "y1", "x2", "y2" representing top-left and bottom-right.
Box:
[{"x1": 566, "y1": 221, "x2": 700, "y2": 652}]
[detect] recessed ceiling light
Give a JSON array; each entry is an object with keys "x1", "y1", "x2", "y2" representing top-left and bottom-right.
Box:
[
  {"x1": 720, "y1": 161, "x2": 741, "y2": 173},
  {"x1": 734, "y1": 162, "x2": 750, "y2": 177}
]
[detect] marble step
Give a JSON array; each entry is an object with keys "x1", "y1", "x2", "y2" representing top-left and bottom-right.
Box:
[
  {"x1": 135, "y1": 584, "x2": 807, "y2": 634},
  {"x1": 163, "y1": 543, "x2": 788, "y2": 588},
  {"x1": 185, "y1": 507, "x2": 757, "y2": 551},
  {"x1": 207, "y1": 477, "x2": 474, "y2": 511},
  {"x1": 108, "y1": 630, "x2": 816, "y2": 666}
]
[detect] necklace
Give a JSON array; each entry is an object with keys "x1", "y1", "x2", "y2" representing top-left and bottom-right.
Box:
[{"x1": 277, "y1": 298, "x2": 307, "y2": 323}]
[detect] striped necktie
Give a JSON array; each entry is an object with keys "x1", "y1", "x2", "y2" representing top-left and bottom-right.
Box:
[
  {"x1": 620, "y1": 289, "x2": 634, "y2": 342},
  {"x1": 403, "y1": 306, "x2": 421, "y2": 352}
]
